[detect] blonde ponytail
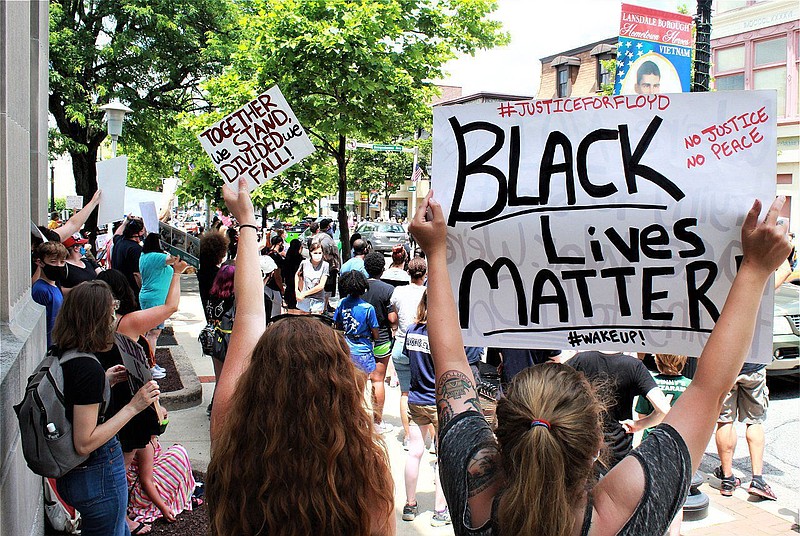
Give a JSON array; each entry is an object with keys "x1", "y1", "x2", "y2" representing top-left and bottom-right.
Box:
[{"x1": 495, "y1": 363, "x2": 604, "y2": 536}]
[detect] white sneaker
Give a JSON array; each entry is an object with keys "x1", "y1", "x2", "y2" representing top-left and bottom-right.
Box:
[
  {"x1": 151, "y1": 367, "x2": 166, "y2": 379},
  {"x1": 153, "y1": 364, "x2": 166, "y2": 373},
  {"x1": 374, "y1": 421, "x2": 395, "y2": 434}
]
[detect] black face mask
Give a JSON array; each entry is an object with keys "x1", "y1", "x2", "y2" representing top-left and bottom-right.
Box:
[{"x1": 42, "y1": 263, "x2": 67, "y2": 282}]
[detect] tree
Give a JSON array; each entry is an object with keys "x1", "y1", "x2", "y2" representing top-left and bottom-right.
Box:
[
  {"x1": 49, "y1": 0, "x2": 234, "y2": 229},
  {"x1": 231, "y1": 0, "x2": 507, "y2": 258}
]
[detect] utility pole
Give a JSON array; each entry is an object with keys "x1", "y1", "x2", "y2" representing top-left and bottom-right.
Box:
[
  {"x1": 49, "y1": 164, "x2": 55, "y2": 213},
  {"x1": 692, "y1": 0, "x2": 712, "y2": 92}
]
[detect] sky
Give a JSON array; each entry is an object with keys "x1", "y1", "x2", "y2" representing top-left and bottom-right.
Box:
[{"x1": 437, "y1": 0, "x2": 689, "y2": 96}]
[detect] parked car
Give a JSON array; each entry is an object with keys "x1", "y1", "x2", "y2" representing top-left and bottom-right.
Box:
[
  {"x1": 767, "y1": 282, "x2": 800, "y2": 376},
  {"x1": 354, "y1": 222, "x2": 407, "y2": 253}
]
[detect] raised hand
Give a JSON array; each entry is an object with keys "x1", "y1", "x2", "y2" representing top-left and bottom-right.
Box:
[
  {"x1": 741, "y1": 196, "x2": 792, "y2": 278},
  {"x1": 222, "y1": 178, "x2": 256, "y2": 226},
  {"x1": 409, "y1": 190, "x2": 447, "y2": 256}
]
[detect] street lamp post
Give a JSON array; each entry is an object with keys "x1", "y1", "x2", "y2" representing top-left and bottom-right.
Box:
[
  {"x1": 100, "y1": 100, "x2": 132, "y2": 158},
  {"x1": 49, "y1": 164, "x2": 55, "y2": 213}
]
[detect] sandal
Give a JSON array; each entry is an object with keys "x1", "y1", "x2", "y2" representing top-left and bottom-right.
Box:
[
  {"x1": 191, "y1": 496, "x2": 205, "y2": 508},
  {"x1": 130, "y1": 521, "x2": 152, "y2": 535}
]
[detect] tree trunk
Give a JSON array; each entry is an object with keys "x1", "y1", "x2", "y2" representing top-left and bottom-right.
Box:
[
  {"x1": 71, "y1": 145, "x2": 101, "y2": 233},
  {"x1": 335, "y1": 135, "x2": 351, "y2": 262}
]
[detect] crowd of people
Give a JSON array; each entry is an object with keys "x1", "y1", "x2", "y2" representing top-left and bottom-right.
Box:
[{"x1": 30, "y1": 181, "x2": 794, "y2": 536}]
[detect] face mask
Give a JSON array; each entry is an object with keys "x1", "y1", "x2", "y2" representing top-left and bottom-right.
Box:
[
  {"x1": 42, "y1": 263, "x2": 67, "y2": 282},
  {"x1": 79, "y1": 247, "x2": 86, "y2": 256},
  {"x1": 311, "y1": 252, "x2": 323, "y2": 261}
]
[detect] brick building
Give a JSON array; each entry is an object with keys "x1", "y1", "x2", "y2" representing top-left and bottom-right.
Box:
[{"x1": 536, "y1": 37, "x2": 618, "y2": 99}]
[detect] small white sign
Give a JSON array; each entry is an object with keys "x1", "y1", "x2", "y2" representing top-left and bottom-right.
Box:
[
  {"x1": 139, "y1": 201, "x2": 160, "y2": 236},
  {"x1": 66, "y1": 195, "x2": 84, "y2": 210}
]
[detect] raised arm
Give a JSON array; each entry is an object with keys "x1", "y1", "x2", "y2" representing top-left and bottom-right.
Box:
[
  {"x1": 409, "y1": 191, "x2": 481, "y2": 429},
  {"x1": 663, "y1": 197, "x2": 791, "y2": 470},
  {"x1": 211, "y1": 179, "x2": 265, "y2": 442},
  {"x1": 117, "y1": 260, "x2": 187, "y2": 340},
  {"x1": 55, "y1": 190, "x2": 101, "y2": 240}
]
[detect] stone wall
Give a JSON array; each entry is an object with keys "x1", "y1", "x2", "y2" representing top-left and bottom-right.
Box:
[{"x1": 0, "y1": 1, "x2": 49, "y2": 535}]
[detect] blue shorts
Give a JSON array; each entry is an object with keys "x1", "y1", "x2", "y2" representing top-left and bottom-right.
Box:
[
  {"x1": 351, "y1": 351, "x2": 376, "y2": 374},
  {"x1": 391, "y1": 338, "x2": 411, "y2": 392}
]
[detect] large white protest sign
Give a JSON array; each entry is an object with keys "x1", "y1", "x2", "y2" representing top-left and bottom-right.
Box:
[
  {"x1": 433, "y1": 90, "x2": 776, "y2": 360},
  {"x1": 198, "y1": 86, "x2": 315, "y2": 192},
  {"x1": 97, "y1": 157, "x2": 128, "y2": 225},
  {"x1": 124, "y1": 188, "x2": 162, "y2": 216},
  {"x1": 139, "y1": 201, "x2": 160, "y2": 236}
]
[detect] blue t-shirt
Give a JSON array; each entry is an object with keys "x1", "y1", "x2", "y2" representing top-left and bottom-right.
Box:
[
  {"x1": 405, "y1": 323, "x2": 436, "y2": 406},
  {"x1": 333, "y1": 296, "x2": 378, "y2": 373},
  {"x1": 339, "y1": 257, "x2": 369, "y2": 278},
  {"x1": 32, "y1": 279, "x2": 63, "y2": 348},
  {"x1": 138, "y1": 252, "x2": 174, "y2": 309}
]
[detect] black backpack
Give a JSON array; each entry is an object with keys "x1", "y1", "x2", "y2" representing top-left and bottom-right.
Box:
[{"x1": 14, "y1": 349, "x2": 110, "y2": 478}]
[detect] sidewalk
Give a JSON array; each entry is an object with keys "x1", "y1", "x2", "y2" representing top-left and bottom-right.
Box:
[{"x1": 161, "y1": 276, "x2": 799, "y2": 535}]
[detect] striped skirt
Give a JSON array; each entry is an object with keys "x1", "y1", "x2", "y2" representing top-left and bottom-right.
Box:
[{"x1": 127, "y1": 440, "x2": 196, "y2": 523}]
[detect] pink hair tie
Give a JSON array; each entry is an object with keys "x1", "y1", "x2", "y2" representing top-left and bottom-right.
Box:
[{"x1": 530, "y1": 419, "x2": 551, "y2": 430}]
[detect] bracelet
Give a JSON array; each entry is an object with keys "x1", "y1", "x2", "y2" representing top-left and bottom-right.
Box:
[{"x1": 239, "y1": 224, "x2": 258, "y2": 232}]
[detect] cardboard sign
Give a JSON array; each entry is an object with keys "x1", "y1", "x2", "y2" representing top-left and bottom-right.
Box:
[
  {"x1": 432, "y1": 90, "x2": 776, "y2": 360},
  {"x1": 115, "y1": 333, "x2": 153, "y2": 394},
  {"x1": 140, "y1": 201, "x2": 160, "y2": 236},
  {"x1": 614, "y1": 4, "x2": 694, "y2": 95},
  {"x1": 66, "y1": 195, "x2": 84, "y2": 210},
  {"x1": 96, "y1": 157, "x2": 128, "y2": 225},
  {"x1": 198, "y1": 86, "x2": 315, "y2": 192},
  {"x1": 124, "y1": 188, "x2": 162, "y2": 217}
]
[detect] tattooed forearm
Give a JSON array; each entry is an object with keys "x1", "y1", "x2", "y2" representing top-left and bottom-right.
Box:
[
  {"x1": 467, "y1": 445, "x2": 501, "y2": 497},
  {"x1": 436, "y1": 370, "x2": 483, "y2": 429}
]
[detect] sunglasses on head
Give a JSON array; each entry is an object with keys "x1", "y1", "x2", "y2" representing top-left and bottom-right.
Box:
[{"x1": 266, "y1": 313, "x2": 336, "y2": 328}]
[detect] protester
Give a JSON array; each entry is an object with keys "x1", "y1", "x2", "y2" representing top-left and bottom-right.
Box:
[
  {"x1": 51, "y1": 190, "x2": 102, "y2": 242},
  {"x1": 341, "y1": 238, "x2": 370, "y2": 278},
  {"x1": 61, "y1": 232, "x2": 102, "y2": 294},
  {"x1": 206, "y1": 265, "x2": 236, "y2": 404},
  {"x1": 389, "y1": 257, "x2": 427, "y2": 446},
  {"x1": 262, "y1": 235, "x2": 285, "y2": 319},
  {"x1": 282, "y1": 239, "x2": 304, "y2": 311},
  {"x1": 197, "y1": 230, "x2": 230, "y2": 322},
  {"x1": 226, "y1": 227, "x2": 238, "y2": 260},
  {"x1": 401, "y1": 289, "x2": 450, "y2": 527},
  {"x1": 295, "y1": 241, "x2": 329, "y2": 314},
  {"x1": 409, "y1": 190, "x2": 790, "y2": 536},
  {"x1": 314, "y1": 219, "x2": 340, "y2": 312},
  {"x1": 112, "y1": 217, "x2": 145, "y2": 294},
  {"x1": 139, "y1": 233, "x2": 177, "y2": 360},
  {"x1": 362, "y1": 251, "x2": 398, "y2": 433},
  {"x1": 567, "y1": 349, "x2": 671, "y2": 469},
  {"x1": 382, "y1": 244, "x2": 411, "y2": 287},
  {"x1": 207, "y1": 179, "x2": 395, "y2": 536},
  {"x1": 334, "y1": 271, "x2": 379, "y2": 374},
  {"x1": 53, "y1": 281, "x2": 160, "y2": 536},
  {"x1": 32, "y1": 241, "x2": 69, "y2": 347},
  {"x1": 127, "y1": 435, "x2": 198, "y2": 525}
]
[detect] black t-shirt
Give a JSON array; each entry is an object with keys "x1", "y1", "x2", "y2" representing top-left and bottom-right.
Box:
[
  {"x1": 111, "y1": 235, "x2": 143, "y2": 292},
  {"x1": 568, "y1": 351, "x2": 657, "y2": 464},
  {"x1": 363, "y1": 279, "x2": 396, "y2": 345},
  {"x1": 62, "y1": 258, "x2": 100, "y2": 289},
  {"x1": 197, "y1": 264, "x2": 220, "y2": 321},
  {"x1": 266, "y1": 251, "x2": 285, "y2": 292},
  {"x1": 62, "y1": 355, "x2": 107, "y2": 423},
  {"x1": 438, "y1": 412, "x2": 691, "y2": 536}
]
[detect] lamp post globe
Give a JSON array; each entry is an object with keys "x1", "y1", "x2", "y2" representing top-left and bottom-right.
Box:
[{"x1": 100, "y1": 99, "x2": 132, "y2": 158}]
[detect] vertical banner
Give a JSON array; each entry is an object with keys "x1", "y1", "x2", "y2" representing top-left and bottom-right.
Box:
[
  {"x1": 614, "y1": 4, "x2": 693, "y2": 95},
  {"x1": 198, "y1": 86, "x2": 316, "y2": 192},
  {"x1": 432, "y1": 90, "x2": 776, "y2": 360}
]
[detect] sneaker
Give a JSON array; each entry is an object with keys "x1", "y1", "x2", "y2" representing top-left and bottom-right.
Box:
[
  {"x1": 150, "y1": 367, "x2": 166, "y2": 379},
  {"x1": 747, "y1": 477, "x2": 777, "y2": 501},
  {"x1": 402, "y1": 503, "x2": 418, "y2": 521},
  {"x1": 153, "y1": 364, "x2": 166, "y2": 373},
  {"x1": 431, "y1": 508, "x2": 451, "y2": 527},
  {"x1": 713, "y1": 465, "x2": 741, "y2": 497},
  {"x1": 374, "y1": 421, "x2": 395, "y2": 434}
]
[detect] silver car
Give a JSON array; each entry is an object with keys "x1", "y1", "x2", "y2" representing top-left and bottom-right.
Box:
[
  {"x1": 355, "y1": 222, "x2": 407, "y2": 253},
  {"x1": 768, "y1": 283, "x2": 800, "y2": 376}
]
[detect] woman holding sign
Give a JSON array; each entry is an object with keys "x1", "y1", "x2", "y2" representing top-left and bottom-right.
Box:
[
  {"x1": 409, "y1": 190, "x2": 790, "y2": 536},
  {"x1": 206, "y1": 179, "x2": 395, "y2": 536}
]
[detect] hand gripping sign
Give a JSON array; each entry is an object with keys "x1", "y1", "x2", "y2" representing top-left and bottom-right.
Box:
[
  {"x1": 432, "y1": 90, "x2": 777, "y2": 361},
  {"x1": 198, "y1": 86, "x2": 315, "y2": 193}
]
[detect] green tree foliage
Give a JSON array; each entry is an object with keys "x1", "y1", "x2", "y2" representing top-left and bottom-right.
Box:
[
  {"x1": 49, "y1": 0, "x2": 234, "y2": 229},
  {"x1": 229, "y1": 0, "x2": 507, "y2": 257}
]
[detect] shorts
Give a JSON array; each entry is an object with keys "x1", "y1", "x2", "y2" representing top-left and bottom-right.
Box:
[
  {"x1": 391, "y1": 337, "x2": 411, "y2": 392},
  {"x1": 718, "y1": 368, "x2": 769, "y2": 425},
  {"x1": 350, "y1": 351, "x2": 376, "y2": 374},
  {"x1": 408, "y1": 403, "x2": 439, "y2": 432},
  {"x1": 374, "y1": 340, "x2": 392, "y2": 359}
]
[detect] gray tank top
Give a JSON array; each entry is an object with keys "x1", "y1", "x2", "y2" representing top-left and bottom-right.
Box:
[{"x1": 438, "y1": 412, "x2": 691, "y2": 536}]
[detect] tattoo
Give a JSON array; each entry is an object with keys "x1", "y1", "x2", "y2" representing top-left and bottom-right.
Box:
[
  {"x1": 436, "y1": 370, "x2": 482, "y2": 429},
  {"x1": 467, "y1": 445, "x2": 502, "y2": 498}
]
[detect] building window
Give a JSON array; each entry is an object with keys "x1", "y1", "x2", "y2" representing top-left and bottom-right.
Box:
[
  {"x1": 713, "y1": 32, "x2": 798, "y2": 118},
  {"x1": 597, "y1": 55, "x2": 613, "y2": 89},
  {"x1": 557, "y1": 67, "x2": 569, "y2": 98}
]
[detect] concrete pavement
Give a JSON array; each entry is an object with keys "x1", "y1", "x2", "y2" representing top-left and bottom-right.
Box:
[{"x1": 159, "y1": 275, "x2": 798, "y2": 535}]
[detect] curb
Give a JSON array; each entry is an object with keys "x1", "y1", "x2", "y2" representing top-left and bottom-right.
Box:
[{"x1": 159, "y1": 344, "x2": 202, "y2": 410}]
